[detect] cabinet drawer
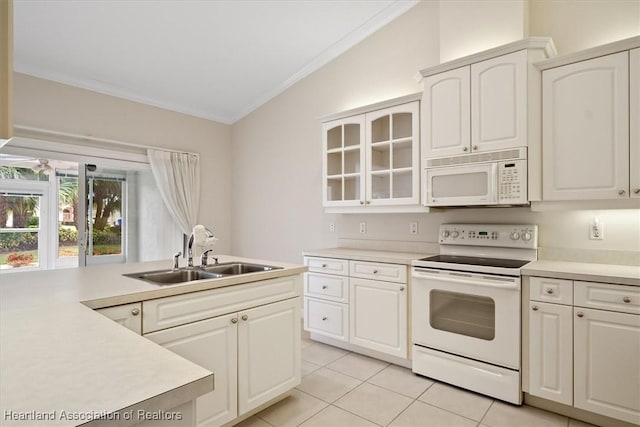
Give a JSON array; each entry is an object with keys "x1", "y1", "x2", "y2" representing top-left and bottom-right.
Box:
[
  {"x1": 305, "y1": 257, "x2": 349, "y2": 275},
  {"x1": 304, "y1": 297, "x2": 348, "y2": 342},
  {"x1": 304, "y1": 272, "x2": 349, "y2": 303},
  {"x1": 143, "y1": 275, "x2": 300, "y2": 333},
  {"x1": 96, "y1": 302, "x2": 142, "y2": 335},
  {"x1": 349, "y1": 260, "x2": 407, "y2": 283},
  {"x1": 530, "y1": 277, "x2": 573, "y2": 305},
  {"x1": 574, "y1": 281, "x2": 640, "y2": 315}
]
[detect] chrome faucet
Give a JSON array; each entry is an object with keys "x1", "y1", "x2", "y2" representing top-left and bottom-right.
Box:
[
  {"x1": 187, "y1": 227, "x2": 216, "y2": 267},
  {"x1": 201, "y1": 249, "x2": 219, "y2": 267}
]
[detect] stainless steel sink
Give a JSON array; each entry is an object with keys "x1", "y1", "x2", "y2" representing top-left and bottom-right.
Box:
[
  {"x1": 124, "y1": 269, "x2": 224, "y2": 285},
  {"x1": 124, "y1": 262, "x2": 282, "y2": 285},
  {"x1": 202, "y1": 262, "x2": 282, "y2": 275}
]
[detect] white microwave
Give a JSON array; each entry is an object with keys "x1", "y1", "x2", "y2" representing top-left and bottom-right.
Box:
[{"x1": 424, "y1": 148, "x2": 528, "y2": 207}]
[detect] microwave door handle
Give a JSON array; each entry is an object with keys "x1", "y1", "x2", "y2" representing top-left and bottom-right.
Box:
[
  {"x1": 489, "y1": 162, "x2": 498, "y2": 204},
  {"x1": 413, "y1": 270, "x2": 519, "y2": 290}
]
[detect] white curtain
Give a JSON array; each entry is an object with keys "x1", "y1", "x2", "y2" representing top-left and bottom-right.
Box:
[{"x1": 147, "y1": 149, "x2": 200, "y2": 236}]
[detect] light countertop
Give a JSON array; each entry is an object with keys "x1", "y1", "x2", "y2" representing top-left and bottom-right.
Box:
[
  {"x1": 0, "y1": 255, "x2": 306, "y2": 426},
  {"x1": 522, "y1": 260, "x2": 640, "y2": 286},
  {"x1": 302, "y1": 247, "x2": 434, "y2": 265}
]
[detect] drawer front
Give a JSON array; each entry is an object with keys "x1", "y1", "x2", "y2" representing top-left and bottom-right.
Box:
[
  {"x1": 305, "y1": 257, "x2": 349, "y2": 275},
  {"x1": 143, "y1": 275, "x2": 301, "y2": 333},
  {"x1": 530, "y1": 277, "x2": 573, "y2": 305},
  {"x1": 574, "y1": 281, "x2": 640, "y2": 315},
  {"x1": 304, "y1": 297, "x2": 348, "y2": 341},
  {"x1": 304, "y1": 272, "x2": 349, "y2": 303},
  {"x1": 349, "y1": 260, "x2": 407, "y2": 283}
]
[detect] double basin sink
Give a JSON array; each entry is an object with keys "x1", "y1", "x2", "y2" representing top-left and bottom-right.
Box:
[{"x1": 125, "y1": 262, "x2": 282, "y2": 285}]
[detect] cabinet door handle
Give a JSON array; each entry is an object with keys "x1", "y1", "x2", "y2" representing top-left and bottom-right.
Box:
[
  {"x1": 241, "y1": 314, "x2": 248, "y2": 321},
  {"x1": 472, "y1": 145, "x2": 478, "y2": 151},
  {"x1": 373, "y1": 270, "x2": 378, "y2": 274},
  {"x1": 400, "y1": 287, "x2": 405, "y2": 291},
  {"x1": 131, "y1": 308, "x2": 140, "y2": 316},
  {"x1": 463, "y1": 147, "x2": 468, "y2": 152},
  {"x1": 532, "y1": 305, "x2": 539, "y2": 311},
  {"x1": 623, "y1": 296, "x2": 632, "y2": 303},
  {"x1": 231, "y1": 317, "x2": 238, "y2": 324},
  {"x1": 634, "y1": 188, "x2": 640, "y2": 194},
  {"x1": 545, "y1": 288, "x2": 554, "y2": 294},
  {"x1": 322, "y1": 285, "x2": 328, "y2": 289},
  {"x1": 321, "y1": 264, "x2": 327, "y2": 268},
  {"x1": 322, "y1": 317, "x2": 327, "y2": 321},
  {"x1": 360, "y1": 200, "x2": 365, "y2": 205},
  {"x1": 576, "y1": 311, "x2": 584, "y2": 318},
  {"x1": 618, "y1": 189, "x2": 626, "y2": 196}
]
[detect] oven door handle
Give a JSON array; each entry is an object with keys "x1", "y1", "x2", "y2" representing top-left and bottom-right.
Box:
[{"x1": 413, "y1": 270, "x2": 519, "y2": 290}]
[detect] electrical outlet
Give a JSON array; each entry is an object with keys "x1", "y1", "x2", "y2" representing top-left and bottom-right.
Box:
[
  {"x1": 589, "y1": 219, "x2": 604, "y2": 240},
  {"x1": 359, "y1": 222, "x2": 367, "y2": 234},
  {"x1": 329, "y1": 222, "x2": 335, "y2": 232},
  {"x1": 410, "y1": 222, "x2": 418, "y2": 235}
]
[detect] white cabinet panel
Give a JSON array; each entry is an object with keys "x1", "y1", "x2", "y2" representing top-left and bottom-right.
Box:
[
  {"x1": 145, "y1": 313, "x2": 238, "y2": 427},
  {"x1": 422, "y1": 66, "x2": 471, "y2": 158},
  {"x1": 349, "y1": 278, "x2": 407, "y2": 358},
  {"x1": 528, "y1": 302, "x2": 573, "y2": 405},
  {"x1": 238, "y1": 298, "x2": 300, "y2": 415},
  {"x1": 574, "y1": 308, "x2": 640, "y2": 425},
  {"x1": 349, "y1": 260, "x2": 407, "y2": 284},
  {"x1": 630, "y1": 48, "x2": 640, "y2": 198},
  {"x1": 471, "y1": 50, "x2": 527, "y2": 152},
  {"x1": 305, "y1": 256, "x2": 349, "y2": 275},
  {"x1": 96, "y1": 303, "x2": 142, "y2": 334},
  {"x1": 304, "y1": 297, "x2": 349, "y2": 341},
  {"x1": 530, "y1": 277, "x2": 573, "y2": 305},
  {"x1": 304, "y1": 272, "x2": 349, "y2": 303},
  {"x1": 542, "y1": 52, "x2": 630, "y2": 200},
  {"x1": 574, "y1": 281, "x2": 640, "y2": 314}
]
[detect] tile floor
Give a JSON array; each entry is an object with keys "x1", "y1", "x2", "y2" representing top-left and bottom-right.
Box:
[{"x1": 236, "y1": 333, "x2": 598, "y2": 427}]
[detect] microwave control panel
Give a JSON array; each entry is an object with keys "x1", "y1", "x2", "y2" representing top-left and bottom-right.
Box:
[{"x1": 498, "y1": 159, "x2": 527, "y2": 204}]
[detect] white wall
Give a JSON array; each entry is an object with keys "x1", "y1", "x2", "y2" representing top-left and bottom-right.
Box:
[
  {"x1": 12, "y1": 73, "x2": 233, "y2": 255},
  {"x1": 230, "y1": 0, "x2": 640, "y2": 264}
]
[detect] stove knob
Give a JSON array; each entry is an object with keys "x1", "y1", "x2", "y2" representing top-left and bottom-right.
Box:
[
  {"x1": 451, "y1": 231, "x2": 459, "y2": 238},
  {"x1": 510, "y1": 231, "x2": 520, "y2": 240},
  {"x1": 522, "y1": 232, "x2": 532, "y2": 242},
  {"x1": 441, "y1": 230, "x2": 450, "y2": 238}
]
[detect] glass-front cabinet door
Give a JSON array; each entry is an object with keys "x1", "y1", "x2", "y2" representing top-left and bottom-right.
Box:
[
  {"x1": 322, "y1": 115, "x2": 366, "y2": 207},
  {"x1": 366, "y1": 101, "x2": 420, "y2": 206}
]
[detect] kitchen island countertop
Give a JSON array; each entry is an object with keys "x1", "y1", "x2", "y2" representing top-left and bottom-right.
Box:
[{"x1": 0, "y1": 255, "x2": 306, "y2": 426}]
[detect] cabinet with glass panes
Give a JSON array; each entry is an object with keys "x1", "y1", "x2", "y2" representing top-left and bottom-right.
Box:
[{"x1": 321, "y1": 94, "x2": 423, "y2": 212}]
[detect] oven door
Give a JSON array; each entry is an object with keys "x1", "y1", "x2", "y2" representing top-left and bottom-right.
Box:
[
  {"x1": 412, "y1": 267, "x2": 520, "y2": 369},
  {"x1": 425, "y1": 163, "x2": 497, "y2": 206}
]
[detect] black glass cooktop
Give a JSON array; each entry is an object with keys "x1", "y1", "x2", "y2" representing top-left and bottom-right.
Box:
[{"x1": 420, "y1": 255, "x2": 530, "y2": 269}]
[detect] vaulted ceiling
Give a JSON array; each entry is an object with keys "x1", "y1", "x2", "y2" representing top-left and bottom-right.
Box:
[{"x1": 13, "y1": 0, "x2": 418, "y2": 124}]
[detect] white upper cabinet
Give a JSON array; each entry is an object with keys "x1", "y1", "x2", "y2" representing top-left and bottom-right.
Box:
[
  {"x1": 420, "y1": 39, "x2": 555, "y2": 161},
  {"x1": 471, "y1": 50, "x2": 527, "y2": 152},
  {"x1": 630, "y1": 48, "x2": 640, "y2": 198},
  {"x1": 0, "y1": 0, "x2": 13, "y2": 143},
  {"x1": 422, "y1": 66, "x2": 470, "y2": 158},
  {"x1": 542, "y1": 52, "x2": 629, "y2": 200},
  {"x1": 322, "y1": 94, "x2": 423, "y2": 212}
]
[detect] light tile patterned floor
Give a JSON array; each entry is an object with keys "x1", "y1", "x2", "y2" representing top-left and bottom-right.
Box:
[{"x1": 235, "y1": 333, "x2": 599, "y2": 427}]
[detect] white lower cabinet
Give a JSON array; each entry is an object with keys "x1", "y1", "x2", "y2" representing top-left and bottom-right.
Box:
[
  {"x1": 145, "y1": 313, "x2": 238, "y2": 426},
  {"x1": 528, "y1": 301, "x2": 573, "y2": 405},
  {"x1": 144, "y1": 276, "x2": 301, "y2": 427},
  {"x1": 350, "y1": 278, "x2": 407, "y2": 358},
  {"x1": 304, "y1": 256, "x2": 409, "y2": 360},
  {"x1": 528, "y1": 277, "x2": 640, "y2": 425},
  {"x1": 574, "y1": 307, "x2": 640, "y2": 423}
]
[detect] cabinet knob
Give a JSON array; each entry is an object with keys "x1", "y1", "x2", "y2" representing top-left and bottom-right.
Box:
[
  {"x1": 532, "y1": 305, "x2": 539, "y2": 311},
  {"x1": 231, "y1": 317, "x2": 238, "y2": 324},
  {"x1": 472, "y1": 145, "x2": 478, "y2": 151},
  {"x1": 322, "y1": 285, "x2": 328, "y2": 290},
  {"x1": 618, "y1": 190, "x2": 626, "y2": 196},
  {"x1": 634, "y1": 188, "x2": 640, "y2": 194},
  {"x1": 400, "y1": 287, "x2": 405, "y2": 291},
  {"x1": 463, "y1": 147, "x2": 468, "y2": 152},
  {"x1": 576, "y1": 311, "x2": 584, "y2": 318},
  {"x1": 623, "y1": 296, "x2": 631, "y2": 303},
  {"x1": 366, "y1": 200, "x2": 371, "y2": 205},
  {"x1": 131, "y1": 308, "x2": 140, "y2": 316},
  {"x1": 241, "y1": 314, "x2": 248, "y2": 321},
  {"x1": 321, "y1": 264, "x2": 327, "y2": 268},
  {"x1": 545, "y1": 288, "x2": 554, "y2": 295},
  {"x1": 373, "y1": 270, "x2": 378, "y2": 274},
  {"x1": 322, "y1": 317, "x2": 327, "y2": 321},
  {"x1": 360, "y1": 201, "x2": 365, "y2": 205}
]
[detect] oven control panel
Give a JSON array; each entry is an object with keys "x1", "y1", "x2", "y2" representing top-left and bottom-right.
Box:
[{"x1": 439, "y1": 224, "x2": 538, "y2": 248}]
